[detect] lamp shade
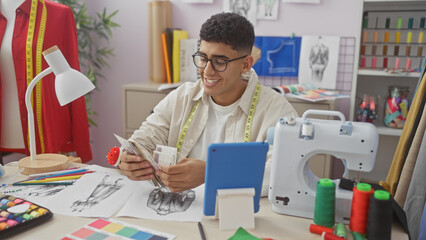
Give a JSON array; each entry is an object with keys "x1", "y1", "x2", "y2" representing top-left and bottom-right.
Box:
[
  {"x1": 43, "y1": 46, "x2": 95, "y2": 106},
  {"x1": 55, "y1": 69, "x2": 95, "y2": 106}
]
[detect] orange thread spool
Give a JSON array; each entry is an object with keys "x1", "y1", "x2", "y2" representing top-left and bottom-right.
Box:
[{"x1": 349, "y1": 183, "x2": 374, "y2": 234}]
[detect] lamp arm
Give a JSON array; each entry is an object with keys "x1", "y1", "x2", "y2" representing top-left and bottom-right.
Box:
[{"x1": 25, "y1": 67, "x2": 53, "y2": 160}]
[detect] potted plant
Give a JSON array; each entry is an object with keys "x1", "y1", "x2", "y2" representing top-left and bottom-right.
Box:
[{"x1": 55, "y1": 0, "x2": 119, "y2": 126}]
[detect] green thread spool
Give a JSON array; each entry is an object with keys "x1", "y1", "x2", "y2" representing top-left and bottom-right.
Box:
[
  {"x1": 314, "y1": 178, "x2": 335, "y2": 228},
  {"x1": 357, "y1": 182, "x2": 371, "y2": 191},
  {"x1": 374, "y1": 190, "x2": 390, "y2": 200},
  {"x1": 385, "y1": 18, "x2": 391, "y2": 29},
  {"x1": 353, "y1": 232, "x2": 365, "y2": 240},
  {"x1": 397, "y1": 17, "x2": 403, "y2": 29},
  {"x1": 335, "y1": 222, "x2": 347, "y2": 238},
  {"x1": 408, "y1": 18, "x2": 414, "y2": 29}
]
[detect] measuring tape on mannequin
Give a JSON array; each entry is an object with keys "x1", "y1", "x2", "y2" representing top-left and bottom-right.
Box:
[
  {"x1": 175, "y1": 82, "x2": 261, "y2": 153},
  {"x1": 26, "y1": 0, "x2": 47, "y2": 153}
]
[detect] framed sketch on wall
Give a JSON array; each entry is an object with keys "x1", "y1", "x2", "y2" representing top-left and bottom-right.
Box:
[
  {"x1": 223, "y1": 0, "x2": 258, "y2": 26},
  {"x1": 257, "y1": 0, "x2": 279, "y2": 20},
  {"x1": 298, "y1": 35, "x2": 340, "y2": 89}
]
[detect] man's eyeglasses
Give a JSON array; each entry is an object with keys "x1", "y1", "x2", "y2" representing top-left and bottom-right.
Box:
[{"x1": 192, "y1": 54, "x2": 247, "y2": 72}]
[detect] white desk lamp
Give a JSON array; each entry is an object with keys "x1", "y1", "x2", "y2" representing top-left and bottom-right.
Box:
[{"x1": 18, "y1": 45, "x2": 95, "y2": 175}]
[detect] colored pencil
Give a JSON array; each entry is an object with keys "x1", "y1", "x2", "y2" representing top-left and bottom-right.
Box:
[
  {"x1": 35, "y1": 169, "x2": 88, "y2": 180},
  {"x1": 19, "y1": 175, "x2": 83, "y2": 184},
  {"x1": 13, "y1": 182, "x2": 74, "y2": 186},
  {"x1": 28, "y1": 167, "x2": 80, "y2": 178},
  {"x1": 37, "y1": 171, "x2": 94, "y2": 180}
]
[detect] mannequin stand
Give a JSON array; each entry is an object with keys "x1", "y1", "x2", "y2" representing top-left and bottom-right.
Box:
[{"x1": 18, "y1": 154, "x2": 69, "y2": 175}]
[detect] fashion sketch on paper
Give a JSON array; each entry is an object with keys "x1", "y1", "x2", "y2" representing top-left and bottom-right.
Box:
[
  {"x1": 309, "y1": 37, "x2": 329, "y2": 82},
  {"x1": 71, "y1": 175, "x2": 123, "y2": 212},
  {"x1": 147, "y1": 188, "x2": 196, "y2": 215}
]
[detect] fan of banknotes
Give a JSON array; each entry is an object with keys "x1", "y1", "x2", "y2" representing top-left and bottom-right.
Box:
[{"x1": 113, "y1": 134, "x2": 177, "y2": 189}]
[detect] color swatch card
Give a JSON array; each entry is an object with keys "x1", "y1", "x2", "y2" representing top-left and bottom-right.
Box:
[{"x1": 61, "y1": 218, "x2": 175, "y2": 240}]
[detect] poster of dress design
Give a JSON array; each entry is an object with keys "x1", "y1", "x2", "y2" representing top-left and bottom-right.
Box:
[
  {"x1": 298, "y1": 35, "x2": 340, "y2": 89},
  {"x1": 117, "y1": 181, "x2": 204, "y2": 222},
  {"x1": 253, "y1": 36, "x2": 301, "y2": 77},
  {"x1": 257, "y1": 0, "x2": 279, "y2": 20},
  {"x1": 223, "y1": 0, "x2": 258, "y2": 26}
]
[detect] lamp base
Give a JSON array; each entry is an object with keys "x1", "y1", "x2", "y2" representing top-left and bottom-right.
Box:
[{"x1": 18, "y1": 153, "x2": 69, "y2": 175}]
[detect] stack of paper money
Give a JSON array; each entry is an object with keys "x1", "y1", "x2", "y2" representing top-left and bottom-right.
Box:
[{"x1": 113, "y1": 134, "x2": 177, "y2": 190}]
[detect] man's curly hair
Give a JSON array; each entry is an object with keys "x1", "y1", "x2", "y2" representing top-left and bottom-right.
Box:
[{"x1": 199, "y1": 12, "x2": 254, "y2": 54}]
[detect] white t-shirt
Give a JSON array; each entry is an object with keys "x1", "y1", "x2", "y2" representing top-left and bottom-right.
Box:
[
  {"x1": 188, "y1": 96, "x2": 240, "y2": 161},
  {"x1": 0, "y1": 0, "x2": 26, "y2": 149}
]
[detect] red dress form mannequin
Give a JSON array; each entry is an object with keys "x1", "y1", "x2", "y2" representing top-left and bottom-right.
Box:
[{"x1": 0, "y1": 0, "x2": 92, "y2": 162}]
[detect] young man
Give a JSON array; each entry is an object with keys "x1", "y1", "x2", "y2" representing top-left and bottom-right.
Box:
[{"x1": 119, "y1": 12, "x2": 297, "y2": 195}]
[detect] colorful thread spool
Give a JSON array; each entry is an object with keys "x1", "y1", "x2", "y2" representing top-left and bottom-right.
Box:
[
  {"x1": 322, "y1": 232, "x2": 344, "y2": 240},
  {"x1": 309, "y1": 224, "x2": 333, "y2": 235},
  {"x1": 360, "y1": 57, "x2": 366, "y2": 68},
  {"x1": 349, "y1": 183, "x2": 374, "y2": 234},
  {"x1": 371, "y1": 57, "x2": 377, "y2": 69},
  {"x1": 353, "y1": 232, "x2": 365, "y2": 240},
  {"x1": 335, "y1": 222, "x2": 347, "y2": 238},
  {"x1": 406, "y1": 58, "x2": 412, "y2": 70},
  {"x1": 394, "y1": 58, "x2": 400, "y2": 69},
  {"x1": 314, "y1": 179, "x2": 336, "y2": 228},
  {"x1": 367, "y1": 190, "x2": 393, "y2": 240}
]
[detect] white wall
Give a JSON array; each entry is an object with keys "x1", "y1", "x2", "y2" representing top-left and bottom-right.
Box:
[{"x1": 86, "y1": 0, "x2": 362, "y2": 166}]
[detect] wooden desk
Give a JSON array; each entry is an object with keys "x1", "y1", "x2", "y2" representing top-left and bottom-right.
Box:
[{"x1": 3, "y1": 163, "x2": 409, "y2": 240}]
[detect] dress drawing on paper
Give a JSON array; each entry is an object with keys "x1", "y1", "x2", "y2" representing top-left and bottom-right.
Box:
[
  {"x1": 224, "y1": 0, "x2": 257, "y2": 26},
  {"x1": 309, "y1": 40, "x2": 329, "y2": 82},
  {"x1": 252, "y1": 36, "x2": 301, "y2": 77},
  {"x1": 257, "y1": 0, "x2": 279, "y2": 19},
  {"x1": 230, "y1": 0, "x2": 251, "y2": 18},
  {"x1": 71, "y1": 175, "x2": 123, "y2": 212},
  {"x1": 298, "y1": 36, "x2": 340, "y2": 89},
  {"x1": 147, "y1": 188, "x2": 196, "y2": 215},
  {"x1": 28, "y1": 185, "x2": 69, "y2": 197}
]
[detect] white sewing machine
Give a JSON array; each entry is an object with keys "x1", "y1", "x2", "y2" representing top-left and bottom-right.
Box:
[{"x1": 268, "y1": 110, "x2": 378, "y2": 223}]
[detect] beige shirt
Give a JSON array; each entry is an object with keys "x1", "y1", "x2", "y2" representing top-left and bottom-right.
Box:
[{"x1": 130, "y1": 70, "x2": 297, "y2": 195}]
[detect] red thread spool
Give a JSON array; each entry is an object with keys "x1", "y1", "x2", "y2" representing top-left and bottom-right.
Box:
[
  {"x1": 349, "y1": 183, "x2": 374, "y2": 234},
  {"x1": 309, "y1": 223, "x2": 333, "y2": 235},
  {"x1": 322, "y1": 232, "x2": 345, "y2": 240}
]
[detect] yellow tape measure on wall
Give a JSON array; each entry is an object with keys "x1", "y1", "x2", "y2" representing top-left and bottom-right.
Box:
[
  {"x1": 175, "y1": 82, "x2": 261, "y2": 153},
  {"x1": 26, "y1": 0, "x2": 47, "y2": 153}
]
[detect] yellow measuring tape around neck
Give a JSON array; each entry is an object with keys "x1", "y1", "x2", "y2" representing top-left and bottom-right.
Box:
[
  {"x1": 26, "y1": 0, "x2": 47, "y2": 153},
  {"x1": 175, "y1": 82, "x2": 261, "y2": 153}
]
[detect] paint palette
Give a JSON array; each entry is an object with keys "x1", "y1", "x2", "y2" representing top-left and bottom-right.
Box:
[
  {"x1": 0, "y1": 194, "x2": 53, "y2": 238},
  {"x1": 62, "y1": 218, "x2": 175, "y2": 240}
]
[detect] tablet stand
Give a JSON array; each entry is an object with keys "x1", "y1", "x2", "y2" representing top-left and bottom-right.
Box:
[{"x1": 215, "y1": 188, "x2": 255, "y2": 230}]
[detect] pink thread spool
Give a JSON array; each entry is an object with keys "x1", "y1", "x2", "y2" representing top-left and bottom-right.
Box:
[
  {"x1": 406, "y1": 58, "x2": 412, "y2": 70},
  {"x1": 371, "y1": 57, "x2": 377, "y2": 69},
  {"x1": 394, "y1": 58, "x2": 400, "y2": 69}
]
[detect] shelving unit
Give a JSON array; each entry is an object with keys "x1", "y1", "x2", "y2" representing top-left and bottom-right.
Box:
[
  {"x1": 348, "y1": 0, "x2": 425, "y2": 183},
  {"x1": 358, "y1": 69, "x2": 421, "y2": 77},
  {"x1": 360, "y1": 9, "x2": 425, "y2": 72}
]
